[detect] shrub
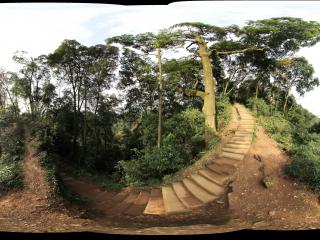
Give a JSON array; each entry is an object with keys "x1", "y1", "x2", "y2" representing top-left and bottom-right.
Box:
[
  {"x1": 0, "y1": 160, "x2": 23, "y2": 194},
  {"x1": 117, "y1": 133, "x2": 189, "y2": 186},
  {"x1": 247, "y1": 97, "x2": 275, "y2": 117},
  {"x1": 258, "y1": 115, "x2": 293, "y2": 150},
  {"x1": 284, "y1": 137, "x2": 320, "y2": 193},
  {"x1": 0, "y1": 119, "x2": 24, "y2": 194}
]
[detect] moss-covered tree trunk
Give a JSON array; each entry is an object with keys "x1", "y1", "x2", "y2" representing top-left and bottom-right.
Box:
[{"x1": 195, "y1": 32, "x2": 217, "y2": 141}]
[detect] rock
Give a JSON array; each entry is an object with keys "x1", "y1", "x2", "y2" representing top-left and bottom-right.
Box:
[
  {"x1": 253, "y1": 221, "x2": 266, "y2": 227},
  {"x1": 269, "y1": 211, "x2": 276, "y2": 216},
  {"x1": 262, "y1": 175, "x2": 275, "y2": 188}
]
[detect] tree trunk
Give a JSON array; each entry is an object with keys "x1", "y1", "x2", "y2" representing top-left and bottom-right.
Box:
[
  {"x1": 253, "y1": 80, "x2": 259, "y2": 113},
  {"x1": 82, "y1": 84, "x2": 88, "y2": 158},
  {"x1": 222, "y1": 80, "x2": 229, "y2": 96},
  {"x1": 195, "y1": 32, "x2": 217, "y2": 141},
  {"x1": 255, "y1": 81, "x2": 259, "y2": 99},
  {"x1": 157, "y1": 48, "x2": 163, "y2": 148},
  {"x1": 72, "y1": 88, "x2": 78, "y2": 160},
  {"x1": 283, "y1": 90, "x2": 290, "y2": 114}
]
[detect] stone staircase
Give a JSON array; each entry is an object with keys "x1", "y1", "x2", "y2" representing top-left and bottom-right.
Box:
[{"x1": 63, "y1": 104, "x2": 255, "y2": 217}]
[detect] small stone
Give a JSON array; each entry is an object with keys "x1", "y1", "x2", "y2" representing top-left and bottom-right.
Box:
[
  {"x1": 262, "y1": 175, "x2": 275, "y2": 189},
  {"x1": 269, "y1": 211, "x2": 276, "y2": 216},
  {"x1": 253, "y1": 221, "x2": 266, "y2": 227}
]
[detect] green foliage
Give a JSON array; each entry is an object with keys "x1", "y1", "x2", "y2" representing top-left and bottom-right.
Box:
[
  {"x1": 0, "y1": 119, "x2": 24, "y2": 194},
  {"x1": 216, "y1": 96, "x2": 232, "y2": 131},
  {"x1": 243, "y1": 17, "x2": 320, "y2": 57},
  {"x1": 117, "y1": 108, "x2": 206, "y2": 186},
  {"x1": 0, "y1": 160, "x2": 23, "y2": 194},
  {"x1": 247, "y1": 97, "x2": 275, "y2": 116},
  {"x1": 258, "y1": 115, "x2": 293, "y2": 150},
  {"x1": 284, "y1": 136, "x2": 320, "y2": 193}
]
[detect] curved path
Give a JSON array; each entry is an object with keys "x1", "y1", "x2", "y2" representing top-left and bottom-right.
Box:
[{"x1": 62, "y1": 104, "x2": 255, "y2": 217}]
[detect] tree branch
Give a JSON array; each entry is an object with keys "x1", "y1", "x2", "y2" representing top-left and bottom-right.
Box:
[
  {"x1": 186, "y1": 41, "x2": 196, "y2": 50},
  {"x1": 216, "y1": 48, "x2": 266, "y2": 56},
  {"x1": 178, "y1": 87, "x2": 205, "y2": 99}
]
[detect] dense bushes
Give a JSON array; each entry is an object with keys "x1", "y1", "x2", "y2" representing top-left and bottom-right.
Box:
[
  {"x1": 0, "y1": 113, "x2": 24, "y2": 194},
  {"x1": 247, "y1": 97, "x2": 276, "y2": 117},
  {"x1": 258, "y1": 114, "x2": 293, "y2": 150},
  {"x1": 116, "y1": 108, "x2": 207, "y2": 186},
  {"x1": 247, "y1": 98, "x2": 293, "y2": 150},
  {"x1": 285, "y1": 135, "x2": 320, "y2": 193}
]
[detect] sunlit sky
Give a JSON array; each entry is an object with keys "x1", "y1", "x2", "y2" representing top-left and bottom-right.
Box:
[{"x1": 0, "y1": 1, "x2": 319, "y2": 116}]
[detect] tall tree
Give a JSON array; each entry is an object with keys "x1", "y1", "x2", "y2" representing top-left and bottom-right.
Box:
[
  {"x1": 12, "y1": 52, "x2": 51, "y2": 118},
  {"x1": 86, "y1": 44, "x2": 119, "y2": 158},
  {"x1": 273, "y1": 57, "x2": 319, "y2": 114},
  {"x1": 108, "y1": 30, "x2": 181, "y2": 147},
  {"x1": 47, "y1": 40, "x2": 91, "y2": 157}
]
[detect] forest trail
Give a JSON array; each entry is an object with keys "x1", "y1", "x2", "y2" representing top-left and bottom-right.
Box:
[
  {"x1": 1, "y1": 105, "x2": 320, "y2": 233},
  {"x1": 22, "y1": 127, "x2": 51, "y2": 199},
  {"x1": 61, "y1": 103, "x2": 254, "y2": 219}
]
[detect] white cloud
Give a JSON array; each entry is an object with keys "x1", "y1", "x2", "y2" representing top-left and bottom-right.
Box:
[{"x1": 1, "y1": 1, "x2": 320, "y2": 116}]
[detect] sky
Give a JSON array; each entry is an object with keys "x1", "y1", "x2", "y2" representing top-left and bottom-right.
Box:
[{"x1": 0, "y1": 1, "x2": 319, "y2": 116}]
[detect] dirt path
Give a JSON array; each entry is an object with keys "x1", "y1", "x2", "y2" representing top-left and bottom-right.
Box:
[
  {"x1": 0, "y1": 127, "x2": 96, "y2": 232},
  {"x1": 226, "y1": 126, "x2": 320, "y2": 230},
  {"x1": 22, "y1": 128, "x2": 50, "y2": 199}
]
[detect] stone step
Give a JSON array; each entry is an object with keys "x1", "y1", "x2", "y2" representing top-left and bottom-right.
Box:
[
  {"x1": 225, "y1": 143, "x2": 250, "y2": 149},
  {"x1": 124, "y1": 191, "x2": 150, "y2": 216},
  {"x1": 199, "y1": 168, "x2": 230, "y2": 186},
  {"x1": 221, "y1": 151, "x2": 245, "y2": 161},
  {"x1": 143, "y1": 188, "x2": 165, "y2": 215},
  {"x1": 105, "y1": 191, "x2": 140, "y2": 215},
  {"x1": 222, "y1": 147, "x2": 248, "y2": 154},
  {"x1": 96, "y1": 191, "x2": 118, "y2": 206},
  {"x1": 182, "y1": 178, "x2": 218, "y2": 203},
  {"x1": 162, "y1": 186, "x2": 187, "y2": 214},
  {"x1": 235, "y1": 133, "x2": 253, "y2": 137},
  {"x1": 231, "y1": 136, "x2": 252, "y2": 141},
  {"x1": 235, "y1": 129, "x2": 253, "y2": 132},
  {"x1": 235, "y1": 130, "x2": 253, "y2": 134},
  {"x1": 233, "y1": 134, "x2": 252, "y2": 138},
  {"x1": 208, "y1": 162, "x2": 236, "y2": 175},
  {"x1": 215, "y1": 157, "x2": 242, "y2": 168},
  {"x1": 238, "y1": 125, "x2": 254, "y2": 129},
  {"x1": 104, "y1": 189, "x2": 130, "y2": 210},
  {"x1": 172, "y1": 182, "x2": 203, "y2": 209},
  {"x1": 190, "y1": 174, "x2": 225, "y2": 196},
  {"x1": 228, "y1": 140, "x2": 251, "y2": 145}
]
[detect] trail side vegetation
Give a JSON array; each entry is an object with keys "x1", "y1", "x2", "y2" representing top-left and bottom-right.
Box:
[{"x1": 0, "y1": 17, "x2": 320, "y2": 194}]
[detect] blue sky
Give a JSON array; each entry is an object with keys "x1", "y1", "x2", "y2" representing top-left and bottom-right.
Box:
[{"x1": 0, "y1": 1, "x2": 320, "y2": 116}]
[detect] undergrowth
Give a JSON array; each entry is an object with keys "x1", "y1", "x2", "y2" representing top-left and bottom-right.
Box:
[{"x1": 0, "y1": 114, "x2": 24, "y2": 195}]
